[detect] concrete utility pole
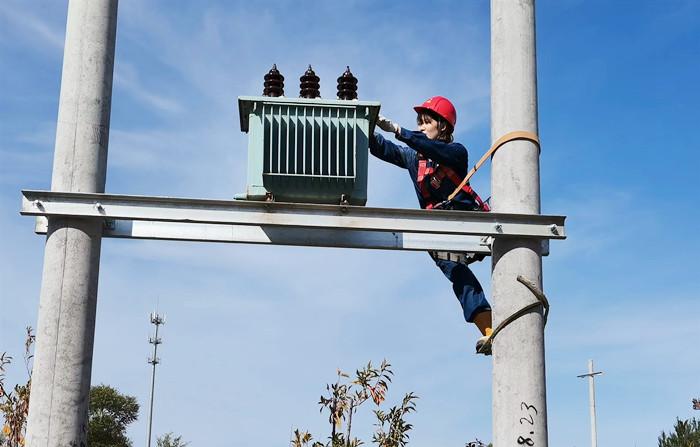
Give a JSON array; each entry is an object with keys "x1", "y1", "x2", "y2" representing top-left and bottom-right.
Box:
[
  {"x1": 490, "y1": 0, "x2": 547, "y2": 446},
  {"x1": 24, "y1": 1, "x2": 118, "y2": 446},
  {"x1": 577, "y1": 360, "x2": 603, "y2": 447},
  {"x1": 146, "y1": 313, "x2": 165, "y2": 447}
]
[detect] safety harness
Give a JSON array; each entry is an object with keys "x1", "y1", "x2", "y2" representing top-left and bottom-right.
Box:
[{"x1": 417, "y1": 158, "x2": 490, "y2": 211}]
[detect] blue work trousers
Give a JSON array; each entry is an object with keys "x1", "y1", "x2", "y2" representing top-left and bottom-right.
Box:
[{"x1": 431, "y1": 256, "x2": 491, "y2": 323}]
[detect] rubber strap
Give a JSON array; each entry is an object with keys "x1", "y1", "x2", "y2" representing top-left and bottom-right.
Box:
[
  {"x1": 476, "y1": 275, "x2": 549, "y2": 355},
  {"x1": 446, "y1": 131, "x2": 540, "y2": 202}
]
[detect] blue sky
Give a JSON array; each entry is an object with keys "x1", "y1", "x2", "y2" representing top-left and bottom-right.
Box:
[{"x1": 1, "y1": 1, "x2": 699, "y2": 446}]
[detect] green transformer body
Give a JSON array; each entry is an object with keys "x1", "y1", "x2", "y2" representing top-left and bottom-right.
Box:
[{"x1": 236, "y1": 96, "x2": 380, "y2": 205}]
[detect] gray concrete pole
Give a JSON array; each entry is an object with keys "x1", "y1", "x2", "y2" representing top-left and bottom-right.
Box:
[
  {"x1": 490, "y1": 1, "x2": 546, "y2": 446},
  {"x1": 587, "y1": 360, "x2": 598, "y2": 447},
  {"x1": 577, "y1": 360, "x2": 602, "y2": 447},
  {"x1": 25, "y1": 1, "x2": 118, "y2": 446}
]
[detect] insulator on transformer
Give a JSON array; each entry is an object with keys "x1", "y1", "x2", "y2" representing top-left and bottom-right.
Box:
[
  {"x1": 262, "y1": 64, "x2": 284, "y2": 97},
  {"x1": 299, "y1": 65, "x2": 321, "y2": 99},
  {"x1": 337, "y1": 66, "x2": 358, "y2": 100}
]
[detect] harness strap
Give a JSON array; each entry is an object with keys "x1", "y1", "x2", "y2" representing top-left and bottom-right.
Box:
[
  {"x1": 417, "y1": 158, "x2": 427, "y2": 184},
  {"x1": 417, "y1": 157, "x2": 435, "y2": 201},
  {"x1": 446, "y1": 130, "x2": 540, "y2": 203},
  {"x1": 418, "y1": 158, "x2": 490, "y2": 211},
  {"x1": 440, "y1": 165, "x2": 490, "y2": 211}
]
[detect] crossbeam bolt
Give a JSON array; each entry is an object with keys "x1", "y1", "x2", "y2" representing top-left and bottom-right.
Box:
[
  {"x1": 494, "y1": 223, "x2": 503, "y2": 233},
  {"x1": 32, "y1": 200, "x2": 43, "y2": 208},
  {"x1": 94, "y1": 202, "x2": 104, "y2": 212},
  {"x1": 549, "y1": 224, "x2": 558, "y2": 235}
]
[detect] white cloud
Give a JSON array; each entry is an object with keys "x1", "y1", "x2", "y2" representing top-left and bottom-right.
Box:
[{"x1": 114, "y1": 62, "x2": 185, "y2": 114}]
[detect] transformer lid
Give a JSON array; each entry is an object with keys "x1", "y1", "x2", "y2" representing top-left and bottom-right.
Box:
[{"x1": 237, "y1": 95, "x2": 381, "y2": 133}]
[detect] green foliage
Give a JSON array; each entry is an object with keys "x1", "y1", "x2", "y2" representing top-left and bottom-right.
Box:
[
  {"x1": 88, "y1": 385, "x2": 139, "y2": 447},
  {"x1": 291, "y1": 429, "x2": 314, "y2": 447},
  {"x1": 659, "y1": 418, "x2": 700, "y2": 447},
  {"x1": 156, "y1": 432, "x2": 188, "y2": 447},
  {"x1": 293, "y1": 360, "x2": 417, "y2": 447},
  {"x1": 372, "y1": 392, "x2": 418, "y2": 447},
  {"x1": 0, "y1": 327, "x2": 35, "y2": 447}
]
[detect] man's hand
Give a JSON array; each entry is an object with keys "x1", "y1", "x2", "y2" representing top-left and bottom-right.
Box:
[{"x1": 376, "y1": 114, "x2": 401, "y2": 134}]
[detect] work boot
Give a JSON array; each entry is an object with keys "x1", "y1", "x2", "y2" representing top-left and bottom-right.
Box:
[{"x1": 475, "y1": 335, "x2": 492, "y2": 356}]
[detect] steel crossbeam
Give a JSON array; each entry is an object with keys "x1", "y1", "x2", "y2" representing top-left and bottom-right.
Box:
[
  {"x1": 33, "y1": 217, "x2": 503, "y2": 253},
  {"x1": 21, "y1": 190, "x2": 564, "y2": 253}
]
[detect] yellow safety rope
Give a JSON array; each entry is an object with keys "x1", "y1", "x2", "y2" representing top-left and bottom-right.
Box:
[{"x1": 446, "y1": 130, "x2": 541, "y2": 203}]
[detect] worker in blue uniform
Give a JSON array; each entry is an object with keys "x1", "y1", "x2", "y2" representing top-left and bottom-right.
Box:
[{"x1": 370, "y1": 96, "x2": 493, "y2": 355}]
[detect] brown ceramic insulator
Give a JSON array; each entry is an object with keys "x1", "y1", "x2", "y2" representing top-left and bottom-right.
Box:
[
  {"x1": 299, "y1": 65, "x2": 321, "y2": 98},
  {"x1": 263, "y1": 64, "x2": 284, "y2": 97},
  {"x1": 337, "y1": 66, "x2": 358, "y2": 100}
]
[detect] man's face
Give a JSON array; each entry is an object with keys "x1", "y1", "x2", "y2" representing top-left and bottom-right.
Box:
[{"x1": 418, "y1": 115, "x2": 440, "y2": 140}]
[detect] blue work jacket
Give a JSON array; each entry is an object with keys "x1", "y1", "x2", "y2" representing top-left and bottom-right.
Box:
[{"x1": 369, "y1": 128, "x2": 479, "y2": 210}]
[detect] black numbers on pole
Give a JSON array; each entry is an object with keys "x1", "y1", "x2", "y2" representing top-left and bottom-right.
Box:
[
  {"x1": 517, "y1": 436, "x2": 535, "y2": 446},
  {"x1": 517, "y1": 401, "x2": 539, "y2": 445},
  {"x1": 520, "y1": 401, "x2": 538, "y2": 415},
  {"x1": 519, "y1": 414, "x2": 534, "y2": 425}
]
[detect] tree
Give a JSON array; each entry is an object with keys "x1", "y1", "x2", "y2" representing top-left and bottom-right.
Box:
[
  {"x1": 294, "y1": 360, "x2": 418, "y2": 447},
  {"x1": 156, "y1": 432, "x2": 188, "y2": 447},
  {"x1": 658, "y1": 417, "x2": 700, "y2": 447},
  {"x1": 88, "y1": 385, "x2": 139, "y2": 447},
  {"x1": 373, "y1": 392, "x2": 418, "y2": 447},
  {"x1": 2, "y1": 328, "x2": 140, "y2": 447},
  {"x1": 0, "y1": 327, "x2": 35, "y2": 447}
]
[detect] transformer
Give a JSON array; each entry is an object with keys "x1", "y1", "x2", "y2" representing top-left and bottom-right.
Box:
[{"x1": 235, "y1": 95, "x2": 380, "y2": 205}]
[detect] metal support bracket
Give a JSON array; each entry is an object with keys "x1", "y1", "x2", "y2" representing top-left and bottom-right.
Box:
[{"x1": 21, "y1": 190, "x2": 565, "y2": 252}]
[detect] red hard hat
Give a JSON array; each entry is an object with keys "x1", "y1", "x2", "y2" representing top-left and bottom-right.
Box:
[{"x1": 413, "y1": 96, "x2": 457, "y2": 128}]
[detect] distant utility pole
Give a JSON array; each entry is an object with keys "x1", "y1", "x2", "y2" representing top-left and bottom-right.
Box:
[
  {"x1": 577, "y1": 359, "x2": 603, "y2": 447},
  {"x1": 147, "y1": 312, "x2": 165, "y2": 447}
]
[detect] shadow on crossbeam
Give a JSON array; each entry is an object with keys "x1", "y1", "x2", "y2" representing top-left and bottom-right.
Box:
[{"x1": 34, "y1": 217, "x2": 539, "y2": 254}]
